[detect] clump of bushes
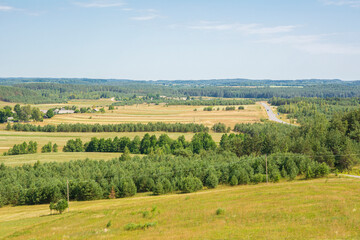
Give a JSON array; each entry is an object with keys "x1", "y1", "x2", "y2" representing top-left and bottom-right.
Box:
[
  {"x1": 212, "y1": 123, "x2": 228, "y2": 133},
  {"x1": 49, "y1": 199, "x2": 68, "y2": 214},
  {"x1": 3, "y1": 141, "x2": 37, "y2": 156},
  {"x1": 106, "y1": 220, "x2": 112, "y2": 228},
  {"x1": 41, "y1": 142, "x2": 58, "y2": 153},
  {"x1": 225, "y1": 106, "x2": 236, "y2": 111},
  {"x1": 203, "y1": 106, "x2": 213, "y2": 111},
  {"x1": 216, "y1": 208, "x2": 225, "y2": 215},
  {"x1": 180, "y1": 176, "x2": 203, "y2": 193},
  {"x1": 124, "y1": 222, "x2": 157, "y2": 231}
]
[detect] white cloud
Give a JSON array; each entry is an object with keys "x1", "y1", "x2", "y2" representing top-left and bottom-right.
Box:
[
  {"x1": 321, "y1": 0, "x2": 360, "y2": 7},
  {"x1": 298, "y1": 43, "x2": 360, "y2": 54},
  {"x1": 258, "y1": 35, "x2": 323, "y2": 44},
  {"x1": 75, "y1": 0, "x2": 124, "y2": 8},
  {"x1": 260, "y1": 34, "x2": 360, "y2": 55},
  {"x1": 0, "y1": 4, "x2": 42, "y2": 16},
  {"x1": 0, "y1": 5, "x2": 15, "y2": 11},
  {"x1": 189, "y1": 22, "x2": 296, "y2": 35},
  {"x1": 130, "y1": 14, "x2": 159, "y2": 21}
]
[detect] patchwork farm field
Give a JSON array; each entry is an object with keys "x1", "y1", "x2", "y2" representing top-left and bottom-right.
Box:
[
  {"x1": 0, "y1": 100, "x2": 267, "y2": 129},
  {"x1": 0, "y1": 177, "x2": 359, "y2": 240},
  {"x1": 39, "y1": 104, "x2": 266, "y2": 128}
]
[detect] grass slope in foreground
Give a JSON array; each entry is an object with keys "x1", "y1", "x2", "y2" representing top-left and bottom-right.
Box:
[{"x1": 1, "y1": 177, "x2": 360, "y2": 240}]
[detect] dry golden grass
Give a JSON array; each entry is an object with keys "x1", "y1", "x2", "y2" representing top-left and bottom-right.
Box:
[
  {"x1": 0, "y1": 177, "x2": 359, "y2": 239},
  {"x1": 0, "y1": 152, "x2": 132, "y2": 166}
]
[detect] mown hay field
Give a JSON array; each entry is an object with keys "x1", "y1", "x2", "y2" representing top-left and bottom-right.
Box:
[
  {"x1": 38, "y1": 104, "x2": 266, "y2": 128},
  {"x1": 0, "y1": 100, "x2": 267, "y2": 129},
  {"x1": 0, "y1": 177, "x2": 359, "y2": 239}
]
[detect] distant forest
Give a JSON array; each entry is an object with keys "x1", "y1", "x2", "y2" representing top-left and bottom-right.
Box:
[{"x1": 0, "y1": 78, "x2": 360, "y2": 104}]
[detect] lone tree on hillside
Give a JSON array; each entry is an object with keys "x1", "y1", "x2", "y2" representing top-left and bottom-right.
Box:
[{"x1": 49, "y1": 199, "x2": 68, "y2": 214}]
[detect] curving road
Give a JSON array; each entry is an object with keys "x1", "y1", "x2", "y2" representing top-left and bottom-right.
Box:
[{"x1": 261, "y1": 102, "x2": 290, "y2": 125}]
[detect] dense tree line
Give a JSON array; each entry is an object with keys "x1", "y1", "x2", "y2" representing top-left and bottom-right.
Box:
[
  {"x1": 3, "y1": 141, "x2": 38, "y2": 156},
  {"x1": 0, "y1": 85, "x2": 63, "y2": 104},
  {"x1": 269, "y1": 97, "x2": 360, "y2": 124},
  {"x1": 212, "y1": 123, "x2": 230, "y2": 133},
  {"x1": 2, "y1": 78, "x2": 350, "y2": 87},
  {"x1": 165, "y1": 99, "x2": 254, "y2": 106},
  {"x1": 0, "y1": 104, "x2": 43, "y2": 123},
  {"x1": 0, "y1": 152, "x2": 329, "y2": 207},
  {"x1": 270, "y1": 97, "x2": 360, "y2": 106},
  {"x1": 62, "y1": 132, "x2": 216, "y2": 156},
  {"x1": 1, "y1": 78, "x2": 360, "y2": 104},
  {"x1": 232, "y1": 109, "x2": 360, "y2": 170},
  {"x1": 111, "y1": 98, "x2": 255, "y2": 107},
  {"x1": 10, "y1": 122, "x2": 209, "y2": 133}
]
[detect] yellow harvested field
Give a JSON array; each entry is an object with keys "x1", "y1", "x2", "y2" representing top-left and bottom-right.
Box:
[{"x1": 38, "y1": 103, "x2": 266, "y2": 128}]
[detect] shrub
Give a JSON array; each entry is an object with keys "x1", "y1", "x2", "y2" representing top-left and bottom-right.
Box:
[
  {"x1": 137, "y1": 176, "x2": 155, "y2": 193},
  {"x1": 180, "y1": 176, "x2": 203, "y2": 193},
  {"x1": 124, "y1": 222, "x2": 157, "y2": 231},
  {"x1": 238, "y1": 169, "x2": 250, "y2": 185},
  {"x1": 212, "y1": 123, "x2": 227, "y2": 133},
  {"x1": 106, "y1": 220, "x2": 112, "y2": 228},
  {"x1": 55, "y1": 199, "x2": 68, "y2": 214},
  {"x1": 306, "y1": 166, "x2": 314, "y2": 179},
  {"x1": 160, "y1": 178, "x2": 172, "y2": 194},
  {"x1": 315, "y1": 162, "x2": 330, "y2": 177},
  {"x1": 153, "y1": 182, "x2": 164, "y2": 195},
  {"x1": 72, "y1": 181, "x2": 103, "y2": 201},
  {"x1": 270, "y1": 168, "x2": 281, "y2": 183},
  {"x1": 205, "y1": 173, "x2": 218, "y2": 189},
  {"x1": 216, "y1": 208, "x2": 225, "y2": 215},
  {"x1": 142, "y1": 211, "x2": 150, "y2": 218},
  {"x1": 46, "y1": 109, "x2": 54, "y2": 118},
  {"x1": 52, "y1": 143, "x2": 58, "y2": 152},
  {"x1": 63, "y1": 138, "x2": 84, "y2": 152},
  {"x1": 229, "y1": 175, "x2": 238, "y2": 186},
  {"x1": 118, "y1": 178, "x2": 137, "y2": 198},
  {"x1": 41, "y1": 142, "x2": 52, "y2": 153},
  {"x1": 225, "y1": 106, "x2": 236, "y2": 111},
  {"x1": 252, "y1": 174, "x2": 264, "y2": 184}
]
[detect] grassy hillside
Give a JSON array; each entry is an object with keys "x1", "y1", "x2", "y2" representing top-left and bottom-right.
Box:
[{"x1": 0, "y1": 177, "x2": 359, "y2": 239}]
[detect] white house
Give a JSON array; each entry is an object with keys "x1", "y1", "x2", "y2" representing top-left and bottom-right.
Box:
[{"x1": 58, "y1": 109, "x2": 75, "y2": 114}]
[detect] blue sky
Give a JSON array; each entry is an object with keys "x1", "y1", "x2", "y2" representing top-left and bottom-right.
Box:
[{"x1": 0, "y1": 0, "x2": 359, "y2": 80}]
